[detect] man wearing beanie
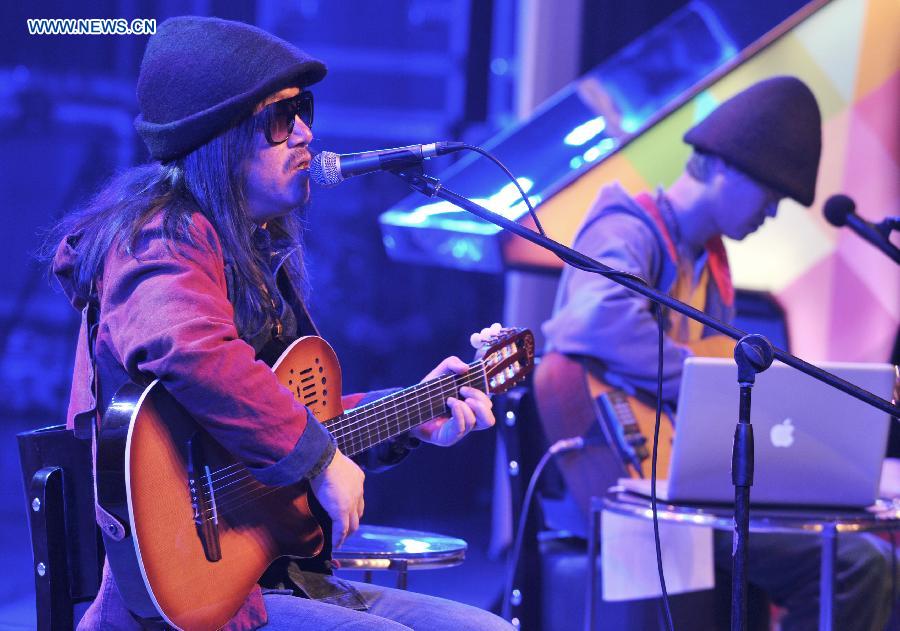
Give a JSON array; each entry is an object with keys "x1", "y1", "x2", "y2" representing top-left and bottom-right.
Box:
[
  {"x1": 49, "y1": 16, "x2": 512, "y2": 631},
  {"x1": 541, "y1": 76, "x2": 895, "y2": 630}
]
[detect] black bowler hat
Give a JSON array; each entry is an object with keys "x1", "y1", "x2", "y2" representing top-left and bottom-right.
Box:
[
  {"x1": 134, "y1": 16, "x2": 326, "y2": 162},
  {"x1": 684, "y1": 76, "x2": 822, "y2": 206}
]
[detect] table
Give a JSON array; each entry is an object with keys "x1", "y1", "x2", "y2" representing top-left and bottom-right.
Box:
[{"x1": 589, "y1": 491, "x2": 900, "y2": 631}]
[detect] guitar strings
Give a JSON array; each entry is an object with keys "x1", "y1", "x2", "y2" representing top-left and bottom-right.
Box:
[
  {"x1": 197, "y1": 385, "x2": 476, "y2": 509},
  {"x1": 193, "y1": 364, "x2": 505, "y2": 522},
  {"x1": 193, "y1": 349, "x2": 523, "y2": 522},
  {"x1": 206, "y1": 362, "x2": 489, "y2": 485},
  {"x1": 199, "y1": 476, "x2": 263, "y2": 509},
  {"x1": 205, "y1": 373, "x2": 480, "y2": 482},
  {"x1": 202, "y1": 338, "x2": 520, "y2": 485},
  {"x1": 326, "y1": 360, "x2": 486, "y2": 439},
  {"x1": 202, "y1": 369, "x2": 488, "y2": 505},
  {"x1": 200, "y1": 481, "x2": 282, "y2": 519},
  {"x1": 328, "y1": 368, "x2": 488, "y2": 455},
  {"x1": 328, "y1": 356, "x2": 500, "y2": 447},
  {"x1": 204, "y1": 463, "x2": 251, "y2": 486},
  {"x1": 333, "y1": 374, "x2": 486, "y2": 457},
  {"x1": 199, "y1": 369, "x2": 488, "y2": 511}
]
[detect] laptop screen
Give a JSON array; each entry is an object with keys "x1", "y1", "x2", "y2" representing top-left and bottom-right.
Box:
[{"x1": 666, "y1": 358, "x2": 895, "y2": 507}]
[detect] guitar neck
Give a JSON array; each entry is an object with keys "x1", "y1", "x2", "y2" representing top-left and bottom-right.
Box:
[{"x1": 323, "y1": 360, "x2": 487, "y2": 457}]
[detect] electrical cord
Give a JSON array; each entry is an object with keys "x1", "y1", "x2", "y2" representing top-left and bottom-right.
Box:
[
  {"x1": 501, "y1": 436, "x2": 585, "y2": 622},
  {"x1": 651, "y1": 304, "x2": 674, "y2": 631},
  {"x1": 497, "y1": 357, "x2": 675, "y2": 629},
  {"x1": 459, "y1": 143, "x2": 548, "y2": 238},
  {"x1": 458, "y1": 144, "x2": 650, "y2": 289}
]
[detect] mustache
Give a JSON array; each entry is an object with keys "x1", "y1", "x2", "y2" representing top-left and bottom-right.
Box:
[
  {"x1": 286, "y1": 150, "x2": 312, "y2": 173},
  {"x1": 284, "y1": 138, "x2": 322, "y2": 173}
]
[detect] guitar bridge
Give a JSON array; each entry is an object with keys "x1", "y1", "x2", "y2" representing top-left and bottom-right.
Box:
[{"x1": 188, "y1": 433, "x2": 222, "y2": 562}]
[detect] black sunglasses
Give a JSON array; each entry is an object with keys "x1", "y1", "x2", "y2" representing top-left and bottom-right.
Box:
[{"x1": 260, "y1": 91, "x2": 314, "y2": 145}]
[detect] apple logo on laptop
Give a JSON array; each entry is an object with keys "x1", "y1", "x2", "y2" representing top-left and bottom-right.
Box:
[{"x1": 770, "y1": 418, "x2": 795, "y2": 448}]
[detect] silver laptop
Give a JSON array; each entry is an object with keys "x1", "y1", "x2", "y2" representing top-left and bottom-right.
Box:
[{"x1": 621, "y1": 358, "x2": 895, "y2": 507}]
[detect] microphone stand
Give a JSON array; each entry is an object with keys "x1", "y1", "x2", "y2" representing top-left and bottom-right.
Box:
[
  {"x1": 873, "y1": 219, "x2": 900, "y2": 265},
  {"x1": 730, "y1": 334, "x2": 775, "y2": 631},
  {"x1": 391, "y1": 168, "x2": 900, "y2": 631}
]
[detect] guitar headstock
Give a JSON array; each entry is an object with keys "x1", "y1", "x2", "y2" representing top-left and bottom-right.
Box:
[{"x1": 475, "y1": 327, "x2": 535, "y2": 395}]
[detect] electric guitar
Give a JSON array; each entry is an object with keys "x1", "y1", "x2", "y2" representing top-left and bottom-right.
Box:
[
  {"x1": 97, "y1": 328, "x2": 535, "y2": 630},
  {"x1": 533, "y1": 336, "x2": 732, "y2": 517}
]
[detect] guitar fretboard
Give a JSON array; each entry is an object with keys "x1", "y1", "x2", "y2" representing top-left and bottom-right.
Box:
[{"x1": 322, "y1": 360, "x2": 488, "y2": 456}]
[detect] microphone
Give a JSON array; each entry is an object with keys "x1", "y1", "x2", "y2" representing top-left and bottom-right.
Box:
[
  {"x1": 823, "y1": 194, "x2": 900, "y2": 264},
  {"x1": 310, "y1": 142, "x2": 466, "y2": 187}
]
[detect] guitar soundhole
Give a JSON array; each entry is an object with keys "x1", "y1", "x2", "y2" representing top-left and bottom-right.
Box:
[
  {"x1": 283, "y1": 350, "x2": 336, "y2": 413},
  {"x1": 290, "y1": 364, "x2": 328, "y2": 408}
]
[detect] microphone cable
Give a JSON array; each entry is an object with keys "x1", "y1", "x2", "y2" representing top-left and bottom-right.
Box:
[
  {"x1": 651, "y1": 304, "x2": 674, "y2": 631},
  {"x1": 458, "y1": 143, "x2": 650, "y2": 288}
]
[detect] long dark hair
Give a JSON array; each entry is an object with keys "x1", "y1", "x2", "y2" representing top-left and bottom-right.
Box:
[{"x1": 46, "y1": 114, "x2": 307, "y2": 339}]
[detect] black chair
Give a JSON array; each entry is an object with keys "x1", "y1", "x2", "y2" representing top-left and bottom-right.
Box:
[
  {"x1": 17, "y1": 424, "x2": 103, "y2": 631},
  {"x1": 496, "y1": 382, "x2": 607, "y2": 629}
]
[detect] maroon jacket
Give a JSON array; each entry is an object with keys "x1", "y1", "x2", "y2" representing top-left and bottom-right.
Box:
[{"x1": 54, "y1": 211, "x2": 371, "y2": 630}]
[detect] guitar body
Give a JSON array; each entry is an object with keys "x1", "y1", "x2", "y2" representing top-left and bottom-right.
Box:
[
  {"x1": 97, "y1": 329, "x2": 534, "y2": 630},
  {"x1": 534, "y1": 352, "x2": 673, "y2": 520},
  {"x1": 534, "y1": 336, "x2": 732, "y2": 518},
  {"x1": 98, "y1": 336, "x2": 342, "y2": 631}
]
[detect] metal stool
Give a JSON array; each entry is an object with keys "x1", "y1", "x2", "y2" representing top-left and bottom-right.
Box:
[{"x1": 333, "y1": 525, "x2": 467, "y2": 589}]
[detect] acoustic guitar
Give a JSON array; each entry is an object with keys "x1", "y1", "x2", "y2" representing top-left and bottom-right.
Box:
[
  {"x1": 533, "y1": 336, "x2": 732, "y2": 518},
  {"x1": 96, "y1": 328, "x2": 535, "y2": 630}
]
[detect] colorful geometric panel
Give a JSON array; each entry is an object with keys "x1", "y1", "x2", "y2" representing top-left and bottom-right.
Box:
[
  {"x1": 825, "y1": 255, "x2": 897, "y2": 361},
  {"x1": 854, "y1": 0, "x2": 900, "y2": 99},
  {"x1": 717, "y1": 0, "x2": 900, "y2": 361},
  {"x1": 723, "y1": 200, "x2": 835, "y2": 294},
  {"x1": 531, "y1": 0, "x2": 899, "y2": 362},
  {"x1": 792, "y1": 0, "x2": 866, "y2": 105},
  {"x1": 777, "y1": 254, "x2": 837, "y2": 361},
  {"x1": 777, "y1": 251, "x2": 897, "y2": 362},
  {"x1": 851, "y1": 72, "x2": 900, "y2": 177},
  {"x1": 506, "y1": 0, "x2": 900, "y2": 361},
  {"x1": 619, "y1": 100, "x2": 697, "y2": 189}
]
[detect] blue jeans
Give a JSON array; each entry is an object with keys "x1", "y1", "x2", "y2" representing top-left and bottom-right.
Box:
[{"x1": 261, "y1": 581, "x2": 513, "y2": 630}]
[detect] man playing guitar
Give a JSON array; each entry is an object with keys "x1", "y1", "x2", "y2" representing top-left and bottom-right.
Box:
[
  {"x1": 539, "y1": 77, "x2": 896, "y2": 630},
  {"x1": 50, "y1": 16, "x2": 513, "y2": 631}
]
